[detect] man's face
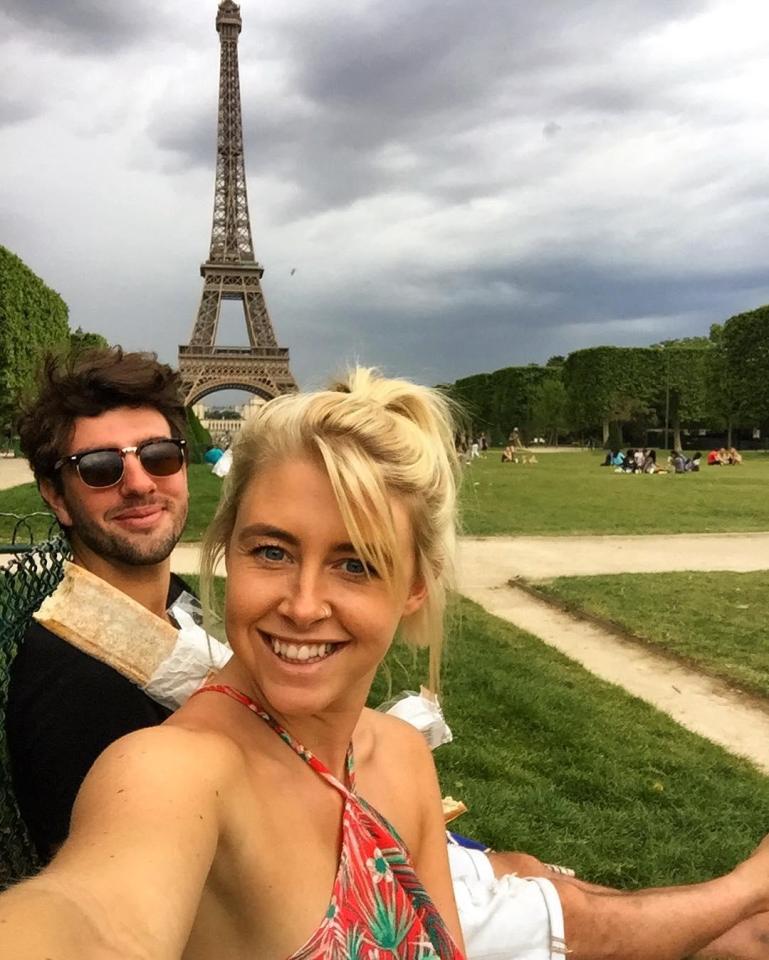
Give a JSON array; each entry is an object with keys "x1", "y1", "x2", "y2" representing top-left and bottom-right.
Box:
[{"x1": 41, "y1": 406, "x2": 189, "y2": 567}]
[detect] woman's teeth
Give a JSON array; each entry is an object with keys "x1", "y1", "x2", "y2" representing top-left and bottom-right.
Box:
[{"x1": 270, "y1": 637, "x2": 335, "y2": 663}]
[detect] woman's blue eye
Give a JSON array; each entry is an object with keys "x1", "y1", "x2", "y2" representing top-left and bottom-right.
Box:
[
  {"x1": 343, "y1": 557, "x2": 376, "y2": 577},
  {"x1": 255, "y1": 545, "x2": 286, "y2": 562}
]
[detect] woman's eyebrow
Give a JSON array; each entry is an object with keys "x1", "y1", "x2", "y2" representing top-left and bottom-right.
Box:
[{"x1": 237, "y1": 523, "x2": 299, "y2": 546}]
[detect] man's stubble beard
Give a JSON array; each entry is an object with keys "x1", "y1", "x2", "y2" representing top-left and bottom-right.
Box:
[{"x1": 64, "y1": 497, "x2": 189, "y2": 567}]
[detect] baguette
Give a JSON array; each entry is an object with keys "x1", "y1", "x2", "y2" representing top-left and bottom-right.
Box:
[
  {"x1": 33, "y1": 561, "x2": 178, "y2": 686},
  {"x1": 441, "y1": 796, "x2": 468, "y2": 823}
]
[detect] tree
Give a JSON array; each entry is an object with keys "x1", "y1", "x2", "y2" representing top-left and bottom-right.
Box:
[
  {"x1": 563, "y1": 347, "x2": 656, "y2": 446},
  {"x1": 655, "y1": 345, "x2": 711, "y2": 452},
  {"x1": 706, "y1": 323, "x2": 741, "y2": 447},
  {"x1": 70, "y1": 327, "x2": 108, "y2": 354},
  {"x1": 720, "y1": 306, "x2": 769, "y2": 428},
  {"x1": 0, "y1": 246, "x2": 69, "y2": 428},
  {"x1": 530, "y1": 378, "x2": 569, "y2": 445}
]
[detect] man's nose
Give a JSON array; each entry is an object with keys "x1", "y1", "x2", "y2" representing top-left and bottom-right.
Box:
[{"x1": 119, "y1": 451, "x2": 156, "y2": 495}]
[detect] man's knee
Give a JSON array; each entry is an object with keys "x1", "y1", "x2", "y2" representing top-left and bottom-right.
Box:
[{"x1": 487, "y1": 850, "x2": 550, "y2": 879}]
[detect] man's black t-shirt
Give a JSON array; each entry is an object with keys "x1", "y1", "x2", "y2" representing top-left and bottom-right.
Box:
[{"x1": 6, "y1": 574, "x2": 189, "y2": 861}]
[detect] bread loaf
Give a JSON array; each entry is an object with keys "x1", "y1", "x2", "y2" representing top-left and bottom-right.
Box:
[{"x1": 33, "y1": 561, "x2": 178, "y2": 685}]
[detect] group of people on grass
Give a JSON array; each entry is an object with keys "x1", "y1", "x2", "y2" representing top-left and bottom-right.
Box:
[
  {"x1": 707, "y1": 447, "x2": 743, "y2": 466},
  {"x1": 602, "y1": 447, "x2": 670, "y2": 473},
  {"x1": 604, "y1": 446, "x2": 744, "y2": 474},
  {"x1": 2, "y1": 348, "x2": 769, "y2": 960}
]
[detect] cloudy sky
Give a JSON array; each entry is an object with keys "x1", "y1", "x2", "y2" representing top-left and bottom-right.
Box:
[{"x1": 2, "y1": 0, "x2": 769, "y2": 397}]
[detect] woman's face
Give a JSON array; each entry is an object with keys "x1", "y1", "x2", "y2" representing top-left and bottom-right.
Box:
[{"x1": 224, "y1": 455, "x2": 426, "y2": 719}]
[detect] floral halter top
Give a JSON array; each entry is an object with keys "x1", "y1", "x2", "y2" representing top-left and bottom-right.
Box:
[{"x1": 193, "y1": 684, "x2": 465, "y2": 960}]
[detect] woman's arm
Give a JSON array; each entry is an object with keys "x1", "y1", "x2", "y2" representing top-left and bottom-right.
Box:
[
  {"x1": 0, "y1": 724, "x2": 232, "y2": 960},
  {"x1": 391, "y1": 721, "x2": 467, "y2": 954}
]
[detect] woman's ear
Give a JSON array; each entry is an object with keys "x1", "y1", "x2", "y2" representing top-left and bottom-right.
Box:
[{"x1": 402, "y1": 576, "x2": 428, "y2": 617}]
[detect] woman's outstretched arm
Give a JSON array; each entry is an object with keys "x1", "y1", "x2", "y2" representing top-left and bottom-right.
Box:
[{"x1": 0, "y1": 725, "x2": 229, "y2": 960}]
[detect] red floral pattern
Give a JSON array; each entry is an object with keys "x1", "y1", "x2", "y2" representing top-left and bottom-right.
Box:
[{"x1": 194, "y1": 684, "x2": 465, "y2": 960}]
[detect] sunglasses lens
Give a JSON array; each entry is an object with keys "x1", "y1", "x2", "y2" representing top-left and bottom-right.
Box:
[
  {"x1": 77, "y1": 451, "x2": 124, "y2": 488},
  {"x1": 139, "y1": 440, "x2": 185, "y2": 478}
]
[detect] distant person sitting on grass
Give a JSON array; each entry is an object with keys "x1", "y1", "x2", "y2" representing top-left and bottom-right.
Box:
[
  {"x1": 501, "y1": 445, "x2": 515, "y2": 463},
  {"x1": 707, "y1": 449, "x2": 723, "y2": 466},
  {"x1": 602, "y1": 449, "x2": 625, "y2": 468},
  {"x1": 727, "y1": 447, "x2": 743, "y2": 465},
  {"x1": 687, "y1": 451, "x2": 702, "y2": 472},
  {"x1": 643, "y1": 449, "x2": 658, "y2": 473},
  {"x1": 669, "y1": 449, "x2": 687, "y2": 473}
]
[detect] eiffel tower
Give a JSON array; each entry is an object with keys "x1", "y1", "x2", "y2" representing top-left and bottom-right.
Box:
[{"x1": 178, "y1": 0, "x2": 296, "y2": 406}]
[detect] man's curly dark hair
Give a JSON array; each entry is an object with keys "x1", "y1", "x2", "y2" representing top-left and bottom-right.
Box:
[{"x1": 17, "y1": 346, "x2": 187, "y2": 490}]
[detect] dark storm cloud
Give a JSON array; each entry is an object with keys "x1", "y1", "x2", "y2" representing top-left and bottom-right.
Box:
[
  {"x1": 147, "y1": 0, "x2": 707, "y2": 215},
  {"x1": 303, "y1": 258, "x2": 766, "y2": 385},
  {"x1": 466, "y1": 258, "x2": 769, "y2": 326},
  {"x1": 0, "y1": 0, "x2": 163, "y2": 53},
  {"x1": 0, "y1": 93, "x2": 43, "y2": 128}
]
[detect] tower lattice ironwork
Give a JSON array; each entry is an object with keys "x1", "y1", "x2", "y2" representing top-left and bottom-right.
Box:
[{"x1": 178, "y1": 0, "x2": 296, "y2": 406}]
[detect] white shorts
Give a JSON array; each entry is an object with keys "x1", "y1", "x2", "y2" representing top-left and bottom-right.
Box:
[{"x1": 448, "y1": 846, "x2": 567, "y2": 960}]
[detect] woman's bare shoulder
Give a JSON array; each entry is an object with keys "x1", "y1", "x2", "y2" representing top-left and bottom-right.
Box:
[
  {"x1": 356, "y1": 707, "x2": 433, "y2": 767},
  {"x1": 77, "y1": 720, "x2": 246, "y2": 817}
]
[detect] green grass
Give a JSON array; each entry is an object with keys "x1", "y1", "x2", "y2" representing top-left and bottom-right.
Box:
[
  {"x1": 537, "y1": 570, "x2": 769, "y2": 701},
  {"x1": 377, "y1": 598, "x2": 769, "y2": 888},
  {"x1": 0, "y1": 465, "x2": 222, "y2": 544},
  {"x1": 4, "y1": 452, "x2": 769, "y2": 540},
  {"x1": 460, "y1": 450, "x2": 769, "y2": 535},
  {"x1": 184, "y1": 575, "x2": 769, "y2": 889}
]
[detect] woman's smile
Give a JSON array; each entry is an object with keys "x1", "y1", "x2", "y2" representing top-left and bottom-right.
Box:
[{"x1": 259, "y1": 629, "x2": 350, "y2": 666}]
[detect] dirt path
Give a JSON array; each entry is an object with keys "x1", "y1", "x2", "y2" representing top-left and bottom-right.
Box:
[
  {"x1": 458, "y1": 533, "x2": 769, "y2": 581},
  {"x1": 0, "y1": 458, "x2": 33, "y2": 490},
  {"x1": 457, "y1": 536, "x2": 769, "y2": 772},
  {"x1": 461, "y1": 580, "x2": 769, "y2": 773}
]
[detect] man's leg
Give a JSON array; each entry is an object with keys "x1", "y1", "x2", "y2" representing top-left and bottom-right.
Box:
[{"x1": 484, "y1": 841, "x2": 769, "y2": 960}]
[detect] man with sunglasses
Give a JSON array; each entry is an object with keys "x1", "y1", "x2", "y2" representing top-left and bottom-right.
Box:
[{"x1": 7, "y1": 346, "x2": 191, "y2": 860}]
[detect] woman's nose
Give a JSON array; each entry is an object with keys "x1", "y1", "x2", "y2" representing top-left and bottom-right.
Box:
[{"x1": 277, "y1": 573, "x2": 331, "y2": 628}]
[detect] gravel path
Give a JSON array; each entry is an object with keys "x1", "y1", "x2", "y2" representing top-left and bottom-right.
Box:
[
  {"x1": 458, "y1": 533, "x2": 769, "y2": 580},
  {"x1": 457, "y1": 536, "x2": 769, "y2": 773},
  {"x1": 0, "y1": 458, "x2": 33, "y2": 490},
  {"x1": 461, "y1": 580, "x2": 769, "y2": 774}
]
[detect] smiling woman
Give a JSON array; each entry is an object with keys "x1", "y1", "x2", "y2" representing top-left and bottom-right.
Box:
[{"x1": 0, "y1": 367, "x2": 466, "y2": 960}]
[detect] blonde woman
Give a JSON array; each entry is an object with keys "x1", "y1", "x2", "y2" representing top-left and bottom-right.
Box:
[{"x1": 0, "y1": 369, "x2": 465, "y2": 960}]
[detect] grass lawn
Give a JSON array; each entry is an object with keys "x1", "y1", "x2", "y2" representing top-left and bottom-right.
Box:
[
  {"x1": 0, "y1": 464, "x2": 222, "y2": 544},
  {"x1": 537, "y1": 570, "x2": 769, "y2": 701},
  {"x1": 461, "y1": 450, "x2": 769, "y2": 535},
  {"x1": 4, "y1": 452, "x2": 769, "y2": 540},
  {"x1": 183, "y1": 574, "x2": 769, "y2": 889}
]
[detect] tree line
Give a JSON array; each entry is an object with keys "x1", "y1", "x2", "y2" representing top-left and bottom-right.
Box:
[
  {"x1": 444, "y1": 305, "x2": 769, "y2": 449},
  {"x1": 0, "y1": 246, "x2": 107, "y2": 433}
]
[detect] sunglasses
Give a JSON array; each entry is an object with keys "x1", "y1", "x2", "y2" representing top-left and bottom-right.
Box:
[{"x1": 54, "y1": 438, "x2": 187, "y2": 489}]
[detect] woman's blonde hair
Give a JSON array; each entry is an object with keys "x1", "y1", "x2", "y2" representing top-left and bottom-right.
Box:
[{"x1": 200, "y1": 367, "x2": 460, "y2": 690}]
